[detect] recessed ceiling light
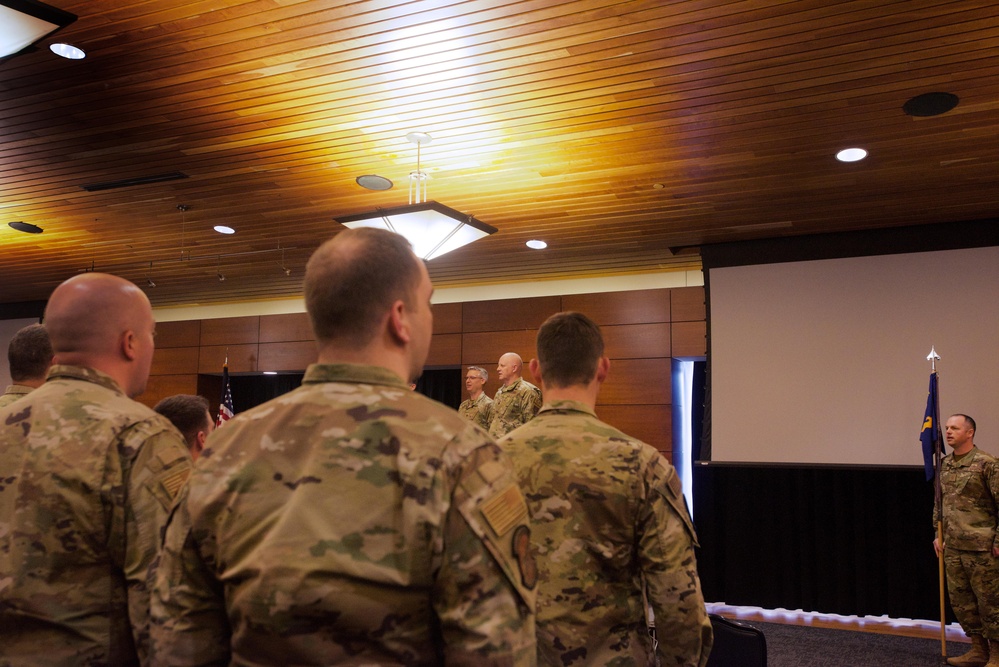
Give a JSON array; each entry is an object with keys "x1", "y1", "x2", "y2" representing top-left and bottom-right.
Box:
[
  {"x1": 356, "y1": 174, "x2": 394, "y2": 191},
  {"x1": 526, "y1": 239, "x2": 547, "y2": 250},
  {"x1": 8, "y1": 221, "x2": 43, "y2": 234},
  {"x1": 836, "y1": 148, "x2": 868, "y2": 163},
  {"x1": 50, "y1": 43, "x2": 84, "y2": 59},
  {"x1": 214, "y1": 225, "x2": 235, "y2": 235}
]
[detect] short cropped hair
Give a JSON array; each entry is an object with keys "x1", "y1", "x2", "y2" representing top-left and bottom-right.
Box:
[
  {"x1": 155, "y1": 394, "x2": 211, "y2": 446},
  {"x1": 952, "y1": 413, "x2": 977, "y2": 434},
  {"x1": 467, "y1": 366, "x2": 488, "y2": 382},
  {"x1": 305, "y1": 228, "x2": 422, "y2": 346},
  {"x1": 8, "y1": 323, "x2": 53, "y2": 382},
  {"x1": 536, "y1": 312, "x2": 604, "y2": 388}
]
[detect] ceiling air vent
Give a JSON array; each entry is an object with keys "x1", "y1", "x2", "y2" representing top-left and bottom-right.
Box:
[{"x1": 81, "y1": 172, "x2": 189, "y2": 192}]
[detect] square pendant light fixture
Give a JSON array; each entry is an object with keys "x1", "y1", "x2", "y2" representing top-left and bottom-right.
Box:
[
  {"x1": 336, "y1": 201, "x2": 497, "y2": 261},
  {"x1": 0, "y1": 0, "x2": 77, "y2": 60}
]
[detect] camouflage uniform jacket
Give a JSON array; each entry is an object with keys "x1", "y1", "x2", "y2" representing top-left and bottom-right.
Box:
[
  {"x1": 459, "y1": 392, "x2": 494, "y2": 430},
  {"x1": 0, "y1": 364, "x2": 192, "y2": 667},
  {"x1": 0, "y1": 384, "x2": 32, "y2": 409},
  {"x1": 934, "y1": 447, "x2": 999, "y2": 552},
  {"x1": 488, "y1": 378, "x2": 542, "y2": 439},
  {"x1": 501, "y1": 400, "x2": 713, "y2": 667},
  {"x1": 150, "y1": 363, "x2": 537, "y2": 667}
]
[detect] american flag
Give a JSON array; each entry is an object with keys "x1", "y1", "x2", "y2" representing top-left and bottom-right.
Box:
[{"x1": 216, "y1": 360, "x2": 234, "y2": 428}]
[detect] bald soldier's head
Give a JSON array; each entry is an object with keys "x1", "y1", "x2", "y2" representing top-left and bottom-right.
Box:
[
  {"x1": 496, "y1": 352, "x2": 524, "y2": 387},
  {"x1": 44, "y1": 273, "x2": 157, "y2": 398}
]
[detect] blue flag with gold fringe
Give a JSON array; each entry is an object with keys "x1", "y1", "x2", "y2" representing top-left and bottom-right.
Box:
[{"x1": 919, "y1": 372, "x2": 941, "y2": 482}]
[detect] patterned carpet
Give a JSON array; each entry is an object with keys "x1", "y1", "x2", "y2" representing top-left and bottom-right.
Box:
[{"x1": 750, "y1": 621, "x2": 967, "y2": 667}]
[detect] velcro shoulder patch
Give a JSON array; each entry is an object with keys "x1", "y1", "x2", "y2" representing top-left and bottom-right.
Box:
[
  {"x1": 161, "y1": 466, "x2": 191, "y2": 501},
  {"x1": 480, "y1": 483, "x2": 529, "y2": 538}
]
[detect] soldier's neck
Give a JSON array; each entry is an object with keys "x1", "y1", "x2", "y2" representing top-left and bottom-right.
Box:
[{"x1": 541, "y1": 383, "x2": 599, "y2": 411}]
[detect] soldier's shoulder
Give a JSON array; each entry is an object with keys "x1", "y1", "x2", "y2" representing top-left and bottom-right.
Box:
[
  {"x1": 412, "y1": 394, "x2": 495, "y2": 456},
  {"x1": 579, "y1": 415, "x2": 671, "y2": 479}
]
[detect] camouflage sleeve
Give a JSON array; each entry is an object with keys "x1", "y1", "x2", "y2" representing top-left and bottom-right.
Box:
[
  {"x1": 525, "y1": 388, "x2": 541, "y2": 420},
  {"x1": 149, "y1": 483, "x2": 231, "y2": 666},
  {"x1": 638, "y1": 456, "x2": 713, "y2": 667},
  {"x1": 988, "y1": 460, "x2": 999, "y2": 552},
  {"x1": 436, "y1": 440, "x2": 537, "y2": 666},
  {"x1": 479, "y1": 401, "x2": 494, "y2": 431},
  {"x1": 933, "y1": 484, "x2": 941, "y2": 534},
  {"x1": 117, "y1": 422, "x2": 193, "y2": 663}
]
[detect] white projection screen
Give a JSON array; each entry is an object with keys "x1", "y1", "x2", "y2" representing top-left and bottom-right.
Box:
[{"x1": 708, "y1": 246, "x2": 999, "y2": 466}]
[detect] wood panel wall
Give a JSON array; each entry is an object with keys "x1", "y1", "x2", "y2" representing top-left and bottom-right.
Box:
[{"x1": 144, "y1": 286, "x2": 705, "y2": 456}]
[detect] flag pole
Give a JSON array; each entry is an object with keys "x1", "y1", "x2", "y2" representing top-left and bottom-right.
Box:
[
  {"x1": 216, "y1": 353, "x2": 234, "y2": 429},
  {"x1": 928, "y1": 346, "x2": 946, "y2": 658}
]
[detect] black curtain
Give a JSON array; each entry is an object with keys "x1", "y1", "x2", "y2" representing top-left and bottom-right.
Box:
[
  {"x1": 416, "y1": 367, "x2": 461, "y2": 410},
  {"x1": 229, "y1": 374, "x2": 304, "y2": 413},
  {"x1": 199, "y1": 373, "x2": 304, "y2": 416},
  {"x1": 693, "y1": 463, "x2": 953, "y2": 621},
  {"x1": 690, "y1": 361, "x2": 706, "y2": 462},
  {"x1": 199, "y1": 369, "x2": 462, "y2": 416}
]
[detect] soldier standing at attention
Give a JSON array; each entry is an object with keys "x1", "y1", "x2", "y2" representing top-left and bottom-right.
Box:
[
  {"x1": 501, "y1": 312, "x2": 712, "y2": 667},
  {"x1": 151, "y1": 228, "x2": 537, "y2": 666},
  {"x1": 459, "y1": 365, "x2": 493, "y2": 429},
  {"x1": 488, "y1": 352, "x2": 542, "y2": 438},
  {"x1": 0, "y1": 323, "x2": 53, "y2": 408},
  {"x1": 0, "y1": 273, "x2": 193, "y2": 666},
  {"x1": 933, "y1": 414, "x2": 999, "y2": 667}
]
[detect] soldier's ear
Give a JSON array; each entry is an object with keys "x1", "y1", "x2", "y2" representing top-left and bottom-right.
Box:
[
  {"x1": 387, "y1": 299, "x2": 410, "y2": 345},
  {"x1": 121, "y1": 329, "x2": 138, "y2": 361},
  {"x1": 595, "y1": 356, "x2": 610, "y2": 384},
  {"x1": 529, "y1": 358, "x2": 543, "y2": 389}
]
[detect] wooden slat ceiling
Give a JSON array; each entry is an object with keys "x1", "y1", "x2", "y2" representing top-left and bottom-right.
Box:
[{"x1": 1, "y1": 0, "x2": 997, "y2": 307}]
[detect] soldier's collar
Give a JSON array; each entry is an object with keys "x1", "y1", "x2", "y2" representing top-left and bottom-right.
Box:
[
  {"x1": 302, "y1": 363, "x2": 407, "y2": 388},
  {"x1": 499, "y1": 377, "x2": 523, "y2": 392},
  {"x1": 46, "y1": 364, "x2": 126, "y2": 395},
  {"x1": 539, "y1": 399, "x2": 595, "y2": 416},
  {"x1": 950, "y1": 446, "x2": 979, "y2": 465}
]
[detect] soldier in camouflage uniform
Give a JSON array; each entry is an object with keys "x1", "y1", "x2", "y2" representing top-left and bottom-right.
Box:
[
  {"x1": 459, "y1": 365, "x2": 493, "y2": 429},
  {"x1": 150, "y1": 228, "x2": 537, "y2": 666},
  {"x1": 153, "y1": 393, "x2": 214, "y2": 460},
  {"x1": 488, "y1": 352, "x2": 542, "y2": 439},
  {"x1": 501, "y1": 312, "x2": 713, "y2": 667},
  {"x1": 0, "y1": 273, "x2": 193, "y2": 666},
  {"x1": 0, "y1": 323, "x2": 52, "y2": 409},
  {"x1": 933, "y1": 414, "x2": 999, "y2": 667}
]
